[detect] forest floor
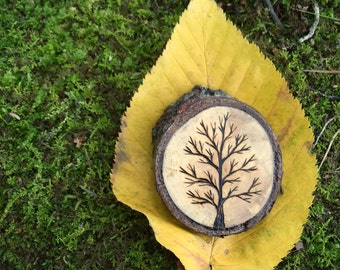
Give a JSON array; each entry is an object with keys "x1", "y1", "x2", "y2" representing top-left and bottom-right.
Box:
[{"x1": 0, "y1": 0, "x2": 339, "y2": 269}]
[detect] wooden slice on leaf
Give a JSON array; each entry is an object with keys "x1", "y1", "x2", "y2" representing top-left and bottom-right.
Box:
[{"x1": 153, "y1": 86, "x2": 282, "y2": 236}]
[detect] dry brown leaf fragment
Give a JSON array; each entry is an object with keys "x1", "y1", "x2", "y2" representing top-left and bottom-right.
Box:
[{"x1": 73, "y1": 135, "x2": 86, "y2": 148}]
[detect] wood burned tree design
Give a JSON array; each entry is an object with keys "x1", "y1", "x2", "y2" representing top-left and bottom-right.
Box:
[{"x1": 179, "y1": 113, "x2": 262, "y2": 230}]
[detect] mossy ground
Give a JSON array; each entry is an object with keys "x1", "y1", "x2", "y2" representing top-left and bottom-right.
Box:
[{"x1": 0, "y1": 0, "x2": 339, "y2": 269}]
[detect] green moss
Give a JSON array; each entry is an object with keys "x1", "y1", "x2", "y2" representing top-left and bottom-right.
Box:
[{"x1": 0, "y1": 0, "x2": 339, "y2": 269}]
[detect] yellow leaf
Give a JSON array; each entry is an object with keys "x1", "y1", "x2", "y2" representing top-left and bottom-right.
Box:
[{"x1": 110, "y1": 0, "x2": 317, "y2": 269}]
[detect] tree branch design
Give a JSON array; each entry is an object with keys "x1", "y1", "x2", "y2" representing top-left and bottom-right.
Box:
[{"x1": 179, "y1": 113, "x2": 262, "y2": 230}]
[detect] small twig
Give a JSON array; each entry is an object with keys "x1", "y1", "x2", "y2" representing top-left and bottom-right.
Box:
[
  {"x1": 8, "y1": 112, "x2": 21, "y2": 120},
  {"x1": 303, "y1": 69, "x2": 340, "y2": 74},
  {"x1": 313, "y1": 117, "x2": 335, "y2": 148},
  {"x1": 318, "y1": 129, "x2": 340, "y2": 171},
  {"x1": 299, "y1": 1, "x2": 320, "y2": 43},
  {"x1": 291, "y1": 6, "x2": 340, "y2": 22},
  {"x1": 263, "y1": 0, "x2": 284, "y2": 28},
  {"x1": 318, "y1": 92, "x2": 340, "y2": 101}
]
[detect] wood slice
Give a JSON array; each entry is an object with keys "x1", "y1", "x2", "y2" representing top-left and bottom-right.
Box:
[{"x1": 153, "y1": 86, "x2": 282, "y2": 236}]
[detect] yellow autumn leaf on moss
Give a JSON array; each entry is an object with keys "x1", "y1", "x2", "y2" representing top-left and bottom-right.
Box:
[{"x1": 110, "y1": 0, "x2": 317, "y2": 269}]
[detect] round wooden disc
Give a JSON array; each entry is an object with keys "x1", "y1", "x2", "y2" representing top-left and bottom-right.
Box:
[{"x1": 153, "y1": 86, "x2": 282, "y2": 236}]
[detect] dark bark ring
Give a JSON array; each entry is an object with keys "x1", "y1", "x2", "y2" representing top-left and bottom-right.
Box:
[{"x1": 153, "y1": 86, "x2": 282, "y2": 236}]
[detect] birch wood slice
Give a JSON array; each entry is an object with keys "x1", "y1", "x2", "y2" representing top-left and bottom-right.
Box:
[{"x1": 153, "y1": 86, "x2": 282, "y2": 236}]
